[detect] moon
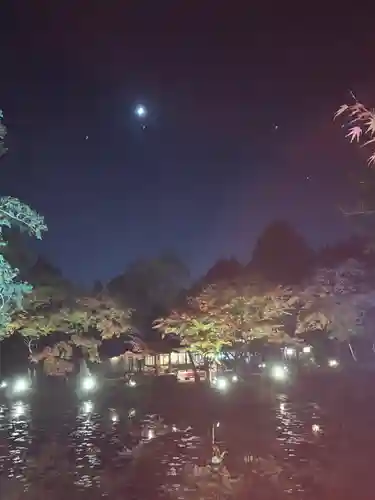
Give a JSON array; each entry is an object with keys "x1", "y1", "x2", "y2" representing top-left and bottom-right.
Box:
[{"x1": 135, "y1": 104, "x2": 147, "y2": 118}]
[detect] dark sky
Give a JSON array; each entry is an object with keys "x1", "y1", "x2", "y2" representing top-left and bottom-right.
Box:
[{"x1": 1, "y1": 1, "x2": 375, "y2": 285}]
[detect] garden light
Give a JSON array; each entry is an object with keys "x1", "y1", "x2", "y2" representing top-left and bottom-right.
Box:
[
  {"x1": 216, "y1": 377, "x2": 228, "y2": 391},
  {"x1": 81, "y1": 376, "x2": 96, "y2": 392},
  {"x1": 328, "y1": 359, "x2": 339, "y2": 368},
  {"x1": 13, "y1": 377, "x2": 29, "y2": 394},
  {"x1": 285, "y1": 347, "x2": 295, "y2": 356},
  {"x1": 271, "y1": 365, "x2": 288, "y2": 381},
  {"x1": 303, "y1": 345, "x2": 312, "y2": 354},
  {"x1": 232, "y1": 375, "x2": 238, "y2": 382}
]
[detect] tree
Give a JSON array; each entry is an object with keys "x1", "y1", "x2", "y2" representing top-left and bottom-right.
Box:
[
  {"x1": 296, "y1": 259, "x2": 375, "y2": 360},
  {"x1": 249, "y1": 220, "x2": 314, "y2": 284},
  {"x1": 26, "y1": 291, "x2": 134, "y2": 375},
  {"x1": 0, "y1": 111, "x2": 47, "y2": 334},
  {"x1": 203, "y1": 257, "x2": 243, "y2": 285},
  {"x1": 334, "y1": 97, "x2": 375, "y2": 237},
  {"x1": 108, "y1": 253, "x2": 189, "y2": 328},
  {"x1": 155, "y1": 277, "x2": 300, "y2": 378}
]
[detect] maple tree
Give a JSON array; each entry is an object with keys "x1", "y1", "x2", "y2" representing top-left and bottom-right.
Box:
[
  {"x1": 296, "y1": 259, "x2": 375, "y2": 359},
  {"x1": 8, "y1": 284, "x2": 134, "y2": 375},
  {"x1": 155, "y1": 279, "x2": 300, "y2": 365}
]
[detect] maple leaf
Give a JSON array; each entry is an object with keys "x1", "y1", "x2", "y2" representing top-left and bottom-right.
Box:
[
  {"x1": 368, "y1": 152, "x2": 375, "y2": 166},
  {"x1": 364, "y1": 114, "x2": 375, "y2": 135},
  {"x1": 346, "y1": 126, "x2": 362, "y2": 142},
  {"x1": 362, "y1": 138, "x2": 375, "y2": 147},
  {"x1": 334, "y1": 104, "x2": 349, "y2": 119}
]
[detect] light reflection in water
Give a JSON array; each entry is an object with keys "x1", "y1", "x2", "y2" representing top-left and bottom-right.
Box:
[{"x1": 0, "y1": 391, "x2": 371, "y2": 499}]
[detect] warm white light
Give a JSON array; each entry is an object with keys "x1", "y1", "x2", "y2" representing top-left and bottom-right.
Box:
[
  {"x1": 128, "y1": 379, "x2": 136, "y2": 387},
  {"x1": 271, "y1": 365, "x2": 288, "y2": 381},
  {"x1": 13, "y1": 378, "x2": 29, "y2": 394},
  {"x1": 303, "y1": 345, "x2": 312, "y2": 354},
  {"x1": 328, "y1": 359, "x2": 339, "y2": 368},
  {"x1": 312, "y1": 424, "x2": 321, "y2": 434},
  {"x1": 147, "y1": 428, "x2": 155, "y2": 440},
  {"x1": 12, "y1": 402, "x2": 25, "y2": 418},
  {"x1": 258, "y1": 363, "x2": 266, "y2": 368},
  {"x1": 216, "y1": 377, "x2": 228, "y2": 391},
  {"x1": 232, "y1": 375, "x2": 238, "y2": 382},
  {"x1": 172, "y1": 424, "x2": 177, "y2": 432},
  {"x1": 82, "y1": 376, "x2": 96, "y2": 391},
  {"x1": 111, "y1": 413, "x2": 118, "y2": 423},
  {"x1": 82, "y1": 401, "x2": 94, "y2": 414},
  {"x1": 135, "y1": 105, "x2": 147, "y2": 118},
  {"x1": 285, "y1": 347, "x2": 295, "y2": 356}
]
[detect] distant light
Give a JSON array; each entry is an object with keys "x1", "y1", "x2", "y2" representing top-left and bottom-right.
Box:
[
  {"x1": 303, "y1": 346, "x2": 312, "y2": 354},
  {"x1": 280, "y1": 403, "x2": 285, "y2": 412},
  {"x1": 216, "y1": 422, "x2": 220, "y2": 428},
  {"x1": 147, "y1": 428, "x2": 155, "y2": 440},
  {"x1": 232, "y1": 375, "x2": 238, "y2": 382},
  {"x1": 312, "y1": 424, "x2": 321, "y2": 434},
  {"x1": 328, "y1": 359, "x2": 339, "y2": 368},
  {"x1": 111, "y1": 411, "x2": 118, "y2": 423},
  {"x1": 216, "y1": 377, "x2": 228, "y2": 391},
  {"x1": 172, "y1": 424, "x2": 177, "y2": 432},
  {"x1": 271, "y1": 365, "x2": 288, "y2": 381},
  {"x1": 135, "y1": 105, "x2": 147, "y2": 118},
  {"x1": 285, "y1": 347, "x2": 295, "y2": 356},
  {"x1": 13, "y1": 378, "x2": 29, "y2": 394},
  {"x1": 128, "y1": 379, "x2": 136, "y2": 387},
  {"x1": 82, "y1": 376, "x2": 96, "y2": 391},
  {"x1": 258, "y1": 363, "x2": 266, "y2": 368},
  {"x1": 0, "y1": 381, "x2": 7, "y2": 389}
]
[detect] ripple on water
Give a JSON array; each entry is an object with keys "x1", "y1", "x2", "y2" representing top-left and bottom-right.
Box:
[{"x1": 0, "y1": 386, "x2": 375, "y2": 499}]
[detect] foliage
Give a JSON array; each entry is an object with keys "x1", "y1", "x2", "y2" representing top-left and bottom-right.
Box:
[
  {"x1": 26, "y1": 291, "x2": 134, "y2": 374},
  {"x1": 297, "y1": 259, "x2": 375, "y2": 342},
  {"x1": 335, "y1": 98, "x2": 375, "y2": 166},
  {"x1": 0, "y1": 112, "x2": 47, "y2": 334},
  {"x1": 155, "y1": 278, "x2": 300, "y2": 356},
  {"x1": 108, "y1": 253, "x2": 189, "y2": 327},
  {"x1": 250, "y1": 219, "x2": 314, "y2": 284}
]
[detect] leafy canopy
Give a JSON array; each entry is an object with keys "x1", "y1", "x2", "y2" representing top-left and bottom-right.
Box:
[{"x1": 0, "y1": 111, "x2": 47, "y2": 334}]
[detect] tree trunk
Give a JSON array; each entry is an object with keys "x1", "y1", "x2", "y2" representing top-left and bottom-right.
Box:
[
  {"x1": 187, "y1": 351, "x2": 200, "y2": 383},
  {"x1": 348, "y1": 342, "x2": 357, "y2": 362},
  {"x1": 154, "y1": 354, "x2": 160, "y2": 376}
]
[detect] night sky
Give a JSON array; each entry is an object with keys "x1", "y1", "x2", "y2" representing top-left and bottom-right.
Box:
[{"x1": 1, "y1": 2, "x2": 375, "y2": 285}]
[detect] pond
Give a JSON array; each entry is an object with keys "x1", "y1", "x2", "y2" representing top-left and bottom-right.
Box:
[{"x1": 1, "y1": 373, "x2": 375, "y2": 499}]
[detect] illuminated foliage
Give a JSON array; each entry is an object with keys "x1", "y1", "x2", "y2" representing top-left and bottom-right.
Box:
[
  {"x1": 0, "y1": 112, "x2": 47, "y2": 334},
  {"x1": 155, "y1": 279, "x2": 300, "y2": 356},
  {"x1": 335, "y1": 99, "x2": 375, "y2": 166},
  {"x1": 297, "y1": 259, "x2": 375, "y2": 343},
  {"x1": 25, "y1": 291, "x2": 134, "y2": 374}
]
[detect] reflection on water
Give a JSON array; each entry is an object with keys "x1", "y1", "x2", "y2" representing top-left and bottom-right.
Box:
[{"x1": 0, "y1": 385, "x2": 374, "y2": 499}]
